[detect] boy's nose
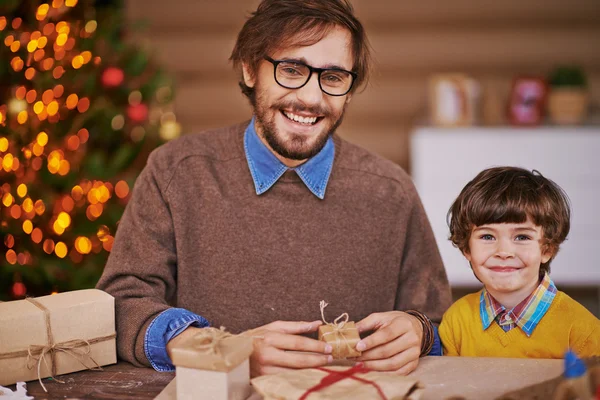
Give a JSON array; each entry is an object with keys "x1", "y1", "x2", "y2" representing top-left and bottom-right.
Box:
[{"x1": 495, "y1": 239, "x2": 514, "y2": 259}]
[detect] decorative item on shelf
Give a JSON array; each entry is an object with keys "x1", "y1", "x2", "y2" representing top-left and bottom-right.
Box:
[
  {"x1": 507, "y1": 76, "x2": 547, "y2": 126},
  {"x1": 317, "y1": 300, "x2": 361, "y2": 360},
  {"x1": 481, "y1": 80, "x2": 507, "y2": 126},
  {"x1": 547, "y1": 66, "x2": 589, "y2": 125},
  {"x1": 251, "y1": 364, "x2": 424, "y2": 400},
  {"x1": 169, "y1": 327, "x2": 254, "y2": 400},
  {"x1": 0, "y1": 289, "x2": 117, "y2": 390},
  {"x1": 428, "y1": 74, "x2": 480, "y2": 127}
]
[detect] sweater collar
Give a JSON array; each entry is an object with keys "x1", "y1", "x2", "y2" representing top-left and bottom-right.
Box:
[{"x1": 243, "y1": 117, "x2": 335, "y2": 200}]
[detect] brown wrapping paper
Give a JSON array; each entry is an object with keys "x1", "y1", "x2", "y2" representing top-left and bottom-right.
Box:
[
  {"x1": 0, "y1": 289, "x2": 117, "y2": 387},
  {"x1": 251, "y1": 365, "x2": 424, "y2": 400},
  {"x1": 318, "y1": 322, "x2": 361, "y2": 359},
  {"x1": 317, "y1": 301, "x2": 361, "y2": 359},
  {"x1": 170, "y1": 327, "x2": 254, "y2": 372}
]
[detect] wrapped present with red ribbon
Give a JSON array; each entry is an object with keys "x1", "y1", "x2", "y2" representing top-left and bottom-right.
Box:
[
  {"x1": 317, "y1": 301, "x2": 361, "y2": 360},
  {"x1": 251, "y1": 363, "x2": 424, "y2": 400}
]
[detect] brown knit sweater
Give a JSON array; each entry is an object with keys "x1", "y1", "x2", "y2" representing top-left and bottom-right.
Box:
[{"x1": 96, "y1": 121, "x2": 452, "y2": 367}]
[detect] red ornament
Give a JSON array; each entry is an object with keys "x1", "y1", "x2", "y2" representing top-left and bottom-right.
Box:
[
  {"x1": 127, "y1": 103, "x2": 149, "y2": 123},
  {"x1": 101, "y1": 67, "x2": 124, "y2": 88}
]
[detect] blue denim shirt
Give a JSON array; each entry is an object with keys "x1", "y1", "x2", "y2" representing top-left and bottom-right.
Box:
[
  {"x1": 244, "y1": 116, "x2": 335, "y2": 199},
  {"x1": 144, "y1": 118, "x2": 440, "y2": 371}
]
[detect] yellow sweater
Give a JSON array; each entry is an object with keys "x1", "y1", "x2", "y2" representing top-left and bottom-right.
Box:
[{"x1": 439, "y1": 290, "x2": 600, "y2": 358}]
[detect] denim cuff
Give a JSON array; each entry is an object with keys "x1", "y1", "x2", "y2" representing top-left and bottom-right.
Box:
[
  {"x1": 144, "y1": 308, "x2": 210, "y2": 372},
  {"x1": 428, "y1": 324, "x2": 443, "y2": 356}
]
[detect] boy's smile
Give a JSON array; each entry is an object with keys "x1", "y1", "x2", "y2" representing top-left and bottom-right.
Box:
[{"x1": 465, "y1": 218, "x2": 552, "y2": 309}]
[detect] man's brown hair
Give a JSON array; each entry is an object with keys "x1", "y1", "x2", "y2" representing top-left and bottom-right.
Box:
[
  {"x1": 230, "y1": 0, "x2": 371, "y2": 103},
  {"x1": 447, "y1": 166, "x2": 571, "y2": 278}
]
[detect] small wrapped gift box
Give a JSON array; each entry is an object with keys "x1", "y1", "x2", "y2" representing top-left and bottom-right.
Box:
[
  {"x1": 170, "y1": 327, "x2": 254, "y2": 400},
  {"x1": 251, "y1": 364, "x2": 424, "y2": 400},
  {"x1": 318, "y1": 301, "x2": 361, "y2": 359},
  {"x1": 318, "y1": 322, "x2": 361, "y2": 359},
  {"x1": 0, "y1": 289, "x2": 117, "y2": 389}
]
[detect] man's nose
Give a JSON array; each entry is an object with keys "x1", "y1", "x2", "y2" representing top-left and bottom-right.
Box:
[{"x1": 295, "y1": 72, "x2": 324, "y2": 106}]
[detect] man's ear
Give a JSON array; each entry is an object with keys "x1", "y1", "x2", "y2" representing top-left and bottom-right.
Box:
[
  {"x1": 345, "y1": 93, "x2": 353, "y2": 104},
  {"x1": 242, "y1": 63, "x2": 256, "y2": 88}
]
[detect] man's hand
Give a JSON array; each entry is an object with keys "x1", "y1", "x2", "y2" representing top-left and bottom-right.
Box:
[
  {"x1": 354, "y1": 311, "x2": 423, "y2": 375},
  {"x1": 243, "y1": 320, "x2": 333, "y2": 377}
]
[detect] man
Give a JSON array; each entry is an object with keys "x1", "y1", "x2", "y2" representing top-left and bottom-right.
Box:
[{"x1": 96, "y1": 0, "x2": 451, "y2": 377}]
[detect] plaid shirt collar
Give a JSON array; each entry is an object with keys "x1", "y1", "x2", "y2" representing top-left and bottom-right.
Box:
[{"x1": 480, "y1": 273, "x2": 557, "y2": 337}]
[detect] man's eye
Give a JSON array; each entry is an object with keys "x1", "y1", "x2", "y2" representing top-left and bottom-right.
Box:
[
  {"x1": 322, "y1": 73, "x2": 342, "y2": 82},
  {"x1": 282, "y1": 67, "x2": 301, "y2": 75}
]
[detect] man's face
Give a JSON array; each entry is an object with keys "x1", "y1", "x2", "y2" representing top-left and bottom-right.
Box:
[{"x1": 243, "y1": 26, "x2": 353, "y2": 163}]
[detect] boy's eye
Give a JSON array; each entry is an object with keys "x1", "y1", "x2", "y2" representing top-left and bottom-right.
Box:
[
  {"x1": 480, "y1": 234, "x2": 494, "y2": 240},
  {"x1": 515, "y1": 234, "x2": 532, "y2": 241}
]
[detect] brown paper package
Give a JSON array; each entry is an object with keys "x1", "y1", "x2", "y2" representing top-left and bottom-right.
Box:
[
  {"x1": 0, "y1": 289, "x2": 117, "y2": 386},
  {"x1": 251, "y1": 365, "x2": 424, "y2": 400},
  {"x1": 318, "y1": 322, "x2": 361, "y2": 360},
  {"x1": 170, "y1": 331, "x2": 254, "y2": 372}
]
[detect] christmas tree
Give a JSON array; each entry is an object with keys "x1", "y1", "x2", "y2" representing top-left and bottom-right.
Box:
[{"x1": 0, "y1": 0, "x2": 180, "y2": 300}]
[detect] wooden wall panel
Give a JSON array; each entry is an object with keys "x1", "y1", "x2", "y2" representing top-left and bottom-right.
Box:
[
  {"x1": 128, "y1": 0, "x2": 600, "y2": 31},
  {"x1": 126, "y1": 0, "x2": 600, "y2": 168}
]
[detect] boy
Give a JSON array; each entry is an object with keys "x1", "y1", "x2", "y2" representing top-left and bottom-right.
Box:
[{"x1": 439, "y1": 166, "x2": 599, "y2": 357}]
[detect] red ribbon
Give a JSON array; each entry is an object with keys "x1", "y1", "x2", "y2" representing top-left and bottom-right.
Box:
[{"x1": 298, "y1": 363, "x2": 388, "y2": 400}]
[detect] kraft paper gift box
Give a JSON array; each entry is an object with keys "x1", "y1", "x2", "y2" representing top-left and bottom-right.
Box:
[
  {"x1": 0, "y1": 289, "x2": 117, "y2": 388},
  {"x1": 317, "y1": 301, "x2": 361, "y2": 360},
  {"x1": 170, "y1": 327, "x2": 254, "y2": 400},
  {"x1": 318, "y1": 321, "x2": 361, "y2": 359},
  {"x1": 251, "y1": 364, "x2": 424, "y2": 400}
]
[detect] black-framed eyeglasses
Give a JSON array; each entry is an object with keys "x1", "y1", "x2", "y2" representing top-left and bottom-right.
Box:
[{"x1": 264, "y1": 56, "x2": 357, "y2": 97}]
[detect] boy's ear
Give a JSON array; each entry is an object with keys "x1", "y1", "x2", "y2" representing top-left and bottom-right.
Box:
[
  {"x1": 463, "y1": 249, "x2": 472, "y2": 262},
  {"x1": 541, "y1": 250, "x2": 553, "y2": 264},
  {"x1": 242, "y1": 63, "x2": 256, "y2": 88},
  {"x1": 541, "y1": 243, "x2": 553, "y2": 264}
]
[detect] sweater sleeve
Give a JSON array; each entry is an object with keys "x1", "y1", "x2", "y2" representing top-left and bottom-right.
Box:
[
  {"x1": 394, "y1": 183, "x2": 452, "y2": 324},
  {"x1": 439, "y1": 307, "x2": 460, "y2": 356},
  {"x1": 96, "y1": 149, "x2": 180, "y2": 367}
]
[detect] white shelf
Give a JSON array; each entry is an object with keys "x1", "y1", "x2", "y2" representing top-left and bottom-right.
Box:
[{"x1": 410, "y1": 125, "x2": 600, "y2": 286}]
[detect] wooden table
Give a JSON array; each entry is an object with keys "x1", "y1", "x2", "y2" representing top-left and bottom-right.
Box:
[{"x1": 7, "y1": 357, "x2": 563, "y2": 400}]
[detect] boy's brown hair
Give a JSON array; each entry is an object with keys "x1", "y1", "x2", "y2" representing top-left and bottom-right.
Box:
[
  {"x1": 230, "y1": 0, "x2": 372, "y2": 103},
  {"x1": 448, "y1": 166, "x2": 571, "y2": 279}
]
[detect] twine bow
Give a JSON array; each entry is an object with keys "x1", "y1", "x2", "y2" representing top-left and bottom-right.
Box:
[
  {"x1": 319, "y1": 300, "x2": 355, "y2": 357},
  {"x1": 0, "y1": 297, "x2": 115, "y2": 392},
  {"x1": 189, "y1": 326, "x2": 235, "y2": 367}
]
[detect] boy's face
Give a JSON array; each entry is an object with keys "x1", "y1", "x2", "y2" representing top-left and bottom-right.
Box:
[{"x1": 464, "y1": 218, "x2": 552, "y2": 304}]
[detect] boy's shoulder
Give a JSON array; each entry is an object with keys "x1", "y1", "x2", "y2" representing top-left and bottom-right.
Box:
[
  {"x1": 552, "y1": 291, "x2": 600, "y2": 326},
  {"x1": 443, "y1": 290, "x2": 482, "y2": 321}
]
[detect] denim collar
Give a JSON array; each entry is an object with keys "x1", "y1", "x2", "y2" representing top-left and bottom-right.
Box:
[{"x1": 243, "y1": 117, "x2": 335, "y2": 199}]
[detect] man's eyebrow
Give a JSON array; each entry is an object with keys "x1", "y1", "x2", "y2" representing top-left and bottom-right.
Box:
[{"x1": 278, "y1": 57, "x2": 350, "y2": 71}]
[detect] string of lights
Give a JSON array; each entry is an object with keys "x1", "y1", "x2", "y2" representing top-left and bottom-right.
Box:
[{"x1": 0, "y1": 0, "x2": 179, "y2": 299}]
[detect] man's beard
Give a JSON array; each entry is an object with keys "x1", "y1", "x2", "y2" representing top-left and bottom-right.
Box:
[{"x1": 253, "y1": 89, "x2": 346, "y2": 161}]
